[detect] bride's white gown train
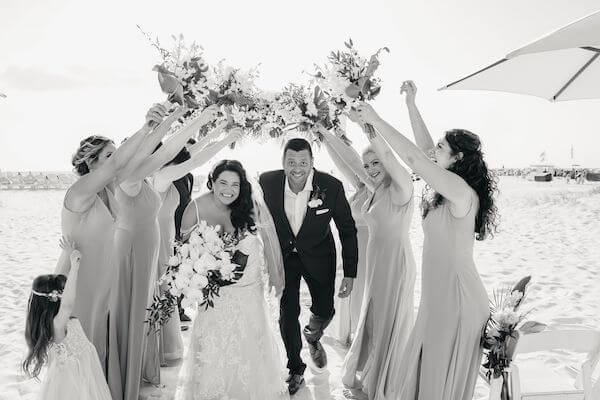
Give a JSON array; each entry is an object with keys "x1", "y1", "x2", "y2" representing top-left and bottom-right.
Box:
[{"x1": 175, "y1": 232, "x2": 289, "y2": 400}]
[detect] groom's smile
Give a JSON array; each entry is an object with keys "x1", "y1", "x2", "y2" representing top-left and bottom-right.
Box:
[{"x1": 283, "y1": 149, "x2": 314, "y2": 192}]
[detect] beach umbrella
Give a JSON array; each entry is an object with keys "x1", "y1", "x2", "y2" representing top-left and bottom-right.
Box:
[{"x1": 440, "y1": 10, "x2": 600, "y2": 101}]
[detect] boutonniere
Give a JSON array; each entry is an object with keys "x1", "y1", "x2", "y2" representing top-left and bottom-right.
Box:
[{"x1": 308, "y1": 185, "x2": 327, "y2": 208}]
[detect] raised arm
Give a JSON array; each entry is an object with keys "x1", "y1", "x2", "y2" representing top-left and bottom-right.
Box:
[
  {"x1": 53, "y1": 240, "x2": 81, "y2": 341},
  {"x1": 152, "y1": 128, "x2": 242, "y2": 193},
  {"x1": 319, "y1": 127, "x2": 374, "y2": 192},
  {"x1": 360, "y1": 122, "x2": 413, "y2": 206},
  {"x1": 123, "y1": 106, "x2": 219, "y2": 185},
  {"x1": 117, "y1": 106, "x2": 187, "y2": 184},
  {"x1": 64, "y1": 105, "x2": 165, "y2": 212},
  {"x1": 401, "y1": 80, "x2": 435, "y2": 153},
  {"x1": 356, "y1": 102, "x2": 472, "y2": 214}
]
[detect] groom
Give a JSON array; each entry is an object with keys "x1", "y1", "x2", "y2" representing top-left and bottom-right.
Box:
[{"x1": 260, "y1": 138, "x2": 358, "y2": 395}]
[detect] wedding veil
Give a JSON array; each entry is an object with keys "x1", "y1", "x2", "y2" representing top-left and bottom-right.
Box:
[{"x1": 250, "y1": 179, "x2": 285, "y2": 298}]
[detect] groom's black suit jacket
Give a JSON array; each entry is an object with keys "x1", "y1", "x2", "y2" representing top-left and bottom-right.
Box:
[{"x1": 259, "y1": 169, "x2": 358, "y2": 284}]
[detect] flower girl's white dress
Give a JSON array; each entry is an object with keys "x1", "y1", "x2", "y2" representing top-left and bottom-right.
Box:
[
  {"x1": 40, "y1": 318, "x2": 112, "y2": 400},
  {"x1": 176, "y1": 232, "x2": 289, "y2": 400}
]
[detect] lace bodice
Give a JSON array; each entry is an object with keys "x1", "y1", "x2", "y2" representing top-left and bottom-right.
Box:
[{"x1": 49, "y1": 319, "x2": 96, "y2": 367}]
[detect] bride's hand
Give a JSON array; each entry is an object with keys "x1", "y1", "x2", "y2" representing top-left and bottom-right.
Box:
[
  {"x1": 338, "y1": 277, "x2": 354, "y2": 298},
  {"x1": 400, "y1": 80, "x2": 417, "y2": 104}
]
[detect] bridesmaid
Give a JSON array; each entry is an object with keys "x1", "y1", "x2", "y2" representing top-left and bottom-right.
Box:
[
  {"x1": 355, "y1": 80, "x2": 498, "y2": 400},
  {"x1": 321, "y1": 130, "x2": 373, "y2": 344},
  {"x1": 107, "y1": 106, "x2": 218, "y2": 400},
  {"x1": 151, "y1": 126, "x2": 243, "y2": 364},
  {"x1": 336, "y1": 119, "x2": 416, "y2": 400},
  {"x1": 56, "y1": 104, "x2": 168, "y2": 374}
]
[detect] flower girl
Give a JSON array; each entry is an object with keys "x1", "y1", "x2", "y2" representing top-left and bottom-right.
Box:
[{"x1": 23, "y1": 239, "x2": 112, "y2": 400}]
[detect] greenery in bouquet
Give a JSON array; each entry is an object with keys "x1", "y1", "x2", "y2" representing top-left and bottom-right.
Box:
[
  {"x1": 145, "y1": 221, "x2": 248, "y2": 331},
  {"x1": 482, "y1": 276, "x2": 546, "y2": 379},
  {"x1": 276, "y1": 84, "x2": 351, "y2": 145},
  {"x1": 313, "y1": 38, "x2": 389, "y2": 115},
  {"x1": 200, "y1": 61, "x2": 265, "y2": 143},
  {"x1": 138, "y1": 26, "x2": 211, "y2": 120}
]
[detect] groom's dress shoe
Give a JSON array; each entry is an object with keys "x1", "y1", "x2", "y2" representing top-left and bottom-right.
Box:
[
  {"x1": 287, "y1": 373, "x2": 304, "y2": 395},
  {"x1": 307, "y1": 340, "x2": 327, "y2": 369}
]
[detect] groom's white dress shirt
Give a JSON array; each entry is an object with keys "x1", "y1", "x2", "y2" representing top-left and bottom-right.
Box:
[{"x1": 284, "y1": 170, "x2": 314, "y2": 236}]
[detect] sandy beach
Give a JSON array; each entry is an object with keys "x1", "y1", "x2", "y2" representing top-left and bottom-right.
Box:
[{"x1": 1, "y1": 176, "x2": 599, "y2": 399}]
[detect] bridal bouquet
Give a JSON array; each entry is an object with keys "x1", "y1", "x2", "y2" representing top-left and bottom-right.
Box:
[
  {"x1": 313, "y1": 38, "x2": 389, "y2": 115},
  {"x1": 146, "y1": 221, "x2": 248, "y2": 329},
  {"x1": 482, "y1": 276, "x2": 546, "y2": 400}
]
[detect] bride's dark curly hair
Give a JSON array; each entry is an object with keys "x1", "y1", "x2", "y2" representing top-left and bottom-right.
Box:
[
  {"x1": 207, "y1": 160, "x2": 256, "y2": 236},
  {"x1": 423, "y1": 129, "x2": 499, "y2": 240}
]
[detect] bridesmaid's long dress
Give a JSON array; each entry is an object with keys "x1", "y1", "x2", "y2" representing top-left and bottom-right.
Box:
[
  {"x1": 341, "y1": 185, "x2": 416, "y2": 400},
  {"x1": 107, "y1": 181, "x2": 161, "y2": 400},
  {"x1": 337, "y1": 186, "x2": 369, "y2": 344},
  {"x1": 390, "y1": 191, "x2": 489, "y2": 400},
  {"x1": 155, "y1": 183, "x2": 183, "y2": 361},
  {"x1": 61, "y1": 188, "x2": 116, "y2": 375}
]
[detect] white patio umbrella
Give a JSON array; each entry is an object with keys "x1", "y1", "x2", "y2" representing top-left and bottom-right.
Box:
[{"x1": 440, "y1": 10, "x2": 600, "y2": 101}]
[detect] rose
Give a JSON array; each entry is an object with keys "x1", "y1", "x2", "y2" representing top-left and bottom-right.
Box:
[
  {"x1": 191, "y1": 273, "x2": 209, "y2": 289},
  {"x1": 193, "y1": 259, "x2": 209, "y2": 276},
  {"x1": 189, "y1": 230, "x2": 201, "y2": 246},
  {"x1": 198, "y1": 252, "x2": 217, "y2": 271},
  {"x1": 179, "y1": 243, "x2": 190, "y2": 259},
  {"x1": 189, "y1": 247, "x2": 200, "y2": 261},
  {"x1": 168, "y1": 255, "x2": 180, "y2": 267},
  {"x1": 179, "y1": 261, "x2": 194, "y2": 277},
  {"x1": 203, "y1": 226, "x2": 220, "y2": 244}
]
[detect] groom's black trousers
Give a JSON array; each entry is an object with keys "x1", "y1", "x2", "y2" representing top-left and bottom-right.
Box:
[{"x1": 280, "y1": 253, "x2": 335, "y2": 375}]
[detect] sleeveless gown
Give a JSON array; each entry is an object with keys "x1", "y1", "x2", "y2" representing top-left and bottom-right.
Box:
[
  {"x1": 336, "y1": 185, "x2": 369, "y2": 344},
  {"x1": 390, "y1": 191, "x2": 489, "y2": 400},
  {"x1": 40, "y1": 318, "x2": 113, "y2": 400},
  {"x1": 175, "y1": 213, "x2": 288, "y2": 399},
  {"x1": 61, "y1": 188, "x2": 116, "y2": 374},
  {"x1": 107, "y1": 181, "x2": 161, "y2": 400},
  {"x1": 156, "y1": 183, "x2": 184, "y2": 361},
  {"x1": 341, "y1": 185, "x2": 416, "y2": 400}
]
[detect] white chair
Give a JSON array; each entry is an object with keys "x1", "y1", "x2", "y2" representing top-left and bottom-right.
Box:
[{"x1": 483, "y1": 330, "x2": 600, "y2": 399}]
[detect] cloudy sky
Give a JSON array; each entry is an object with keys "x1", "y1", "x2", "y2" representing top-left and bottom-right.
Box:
[{"x1": 1, "y1": 0, "x2": 599, "y2": 176}]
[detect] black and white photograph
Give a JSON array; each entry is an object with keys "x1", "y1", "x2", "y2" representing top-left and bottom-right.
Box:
[{"x1": 1, "y1": 1, "x2": 599, "y2": 399}]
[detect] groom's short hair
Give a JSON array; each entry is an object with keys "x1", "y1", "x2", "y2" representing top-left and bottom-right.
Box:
[{"x1": 283, "y1": 138, "x2": 313, "y2": 159}]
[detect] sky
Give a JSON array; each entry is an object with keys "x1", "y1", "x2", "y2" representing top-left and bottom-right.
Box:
[{"x1": 1, "y1": 0, "x2": 599, "y2": 177}]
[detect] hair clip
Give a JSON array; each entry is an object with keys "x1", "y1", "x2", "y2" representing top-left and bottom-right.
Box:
[{"x1": 32, "y1": 289, "x2": 63, "y2": 302}]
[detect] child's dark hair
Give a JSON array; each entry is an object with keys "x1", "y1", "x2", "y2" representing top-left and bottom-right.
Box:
[{"x1": 22, "y1": 274, "x2": 66, "y2": 379}]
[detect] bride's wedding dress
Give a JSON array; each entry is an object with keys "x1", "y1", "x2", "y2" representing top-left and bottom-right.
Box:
[{"x1": 175, "y1": 231, "x2": 289, "y2": 400}]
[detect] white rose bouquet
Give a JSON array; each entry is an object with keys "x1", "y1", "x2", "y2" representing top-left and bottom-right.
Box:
[{"x1": 146, "y1": 221, "x2": 249, "y2": 330}]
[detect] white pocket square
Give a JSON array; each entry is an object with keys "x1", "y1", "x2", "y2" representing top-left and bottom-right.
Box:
[{"x1": 316, "y1": 208, "x2": 329, "y2": 215}]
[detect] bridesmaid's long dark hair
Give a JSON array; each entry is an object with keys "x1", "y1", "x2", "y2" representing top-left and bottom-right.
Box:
[
  {"x1": 423, "y1": 129, "x2": 499, "y2": 240},
  {"x1": 207, "y1": 160, "x2": 256, "y2": 236},
  {"x1": 22, "y1": 274, "x2": 67, "y2": 379}
]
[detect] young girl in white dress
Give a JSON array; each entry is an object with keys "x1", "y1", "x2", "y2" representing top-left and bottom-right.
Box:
[{"x1": 23, "y1": 240, "x2": 112, "y2": 400}]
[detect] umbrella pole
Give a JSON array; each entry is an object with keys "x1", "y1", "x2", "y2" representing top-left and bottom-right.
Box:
[{"x1": 552, "y1": 51, "x2": 600, "y2": 101}]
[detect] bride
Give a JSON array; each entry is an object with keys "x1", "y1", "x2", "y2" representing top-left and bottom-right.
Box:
[{"x1": 176, "y1": 159, "x2": 289, "y2": 400}]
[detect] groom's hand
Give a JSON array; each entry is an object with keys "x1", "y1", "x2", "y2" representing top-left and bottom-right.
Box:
[{"x1": 338, "y1": 277, "x2": 354, "y2": 298}]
